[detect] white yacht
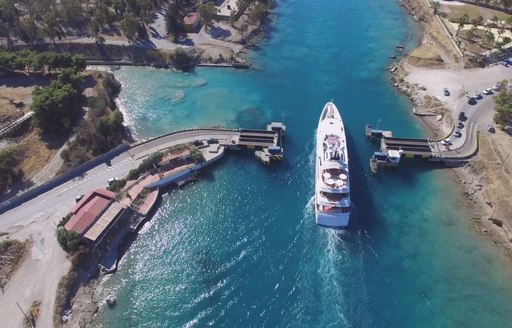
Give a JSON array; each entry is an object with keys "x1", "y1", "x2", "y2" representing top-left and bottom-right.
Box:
[{"x1": 315, "y1": 102, "x2": 350, "y2": 228}]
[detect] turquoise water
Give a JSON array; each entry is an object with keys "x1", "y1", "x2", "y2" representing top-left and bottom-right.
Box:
[{"x1": 94, "y1": 0, "x2": 512, "y2": 327}]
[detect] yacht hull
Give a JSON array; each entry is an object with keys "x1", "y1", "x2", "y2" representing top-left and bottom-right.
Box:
[{"x1": 315, "y1": 102, "x2": 350, "y2": 228}]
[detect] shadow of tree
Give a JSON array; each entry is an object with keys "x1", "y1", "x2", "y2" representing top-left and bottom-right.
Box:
[{"x1": 209, "y1": 26, "x2": 232, "y2": 39}]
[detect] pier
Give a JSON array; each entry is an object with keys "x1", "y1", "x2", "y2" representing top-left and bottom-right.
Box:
[
  {"x1": 382, "y1": 137, "x2": 432, "y2": 158},
  {"x1": 365, "y1": 123, "x2": 477, "y2": 173}
]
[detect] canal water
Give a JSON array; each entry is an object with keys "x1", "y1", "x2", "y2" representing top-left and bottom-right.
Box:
[{"x1": 93, "y1": 0, "x2": 512, "y2": 326}]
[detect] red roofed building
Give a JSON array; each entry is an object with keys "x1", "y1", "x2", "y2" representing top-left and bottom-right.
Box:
[
  {"x1": 65, "y1": 188, "x2": 116, "y2": 235},
  {"x1": 183, "y1": 12, "x2": 201, "y2": 32}
]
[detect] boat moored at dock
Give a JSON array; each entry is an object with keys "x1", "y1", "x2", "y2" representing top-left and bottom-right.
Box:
[{"x1": 315, "y1": 102, "x2": 350, "y2": 228}]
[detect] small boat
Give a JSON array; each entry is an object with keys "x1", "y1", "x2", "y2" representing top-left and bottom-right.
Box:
[{"x1": 315, "y1": 102, "x2": 350, "y2": 228}]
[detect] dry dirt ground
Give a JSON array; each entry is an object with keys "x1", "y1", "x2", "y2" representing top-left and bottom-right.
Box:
[{"x1": 0, "y1": 83, "x2": 58, "y2": 196}]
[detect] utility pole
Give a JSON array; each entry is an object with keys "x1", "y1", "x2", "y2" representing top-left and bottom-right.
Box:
[{"x1": 16, "y1": 302, "x2": 34, "y2": 328}]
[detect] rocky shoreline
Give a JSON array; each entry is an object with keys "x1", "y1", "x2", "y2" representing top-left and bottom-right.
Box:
[{"x1": 392, "y1": 1, "x2": 512, "y2": 263}]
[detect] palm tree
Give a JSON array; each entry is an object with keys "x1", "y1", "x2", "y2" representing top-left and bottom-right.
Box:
[
  {"x1": 497, "y1": 22, "x2": 505, "y2": 43},
  {"x1": 491, "y1": 15, "x2": 499, "y2": 28},
  {"x1": 485, "y1": 31, "x2": 495, "y2": 46},
  {"x1": 456, "y1": 13, "x2": 469, "y2": 36},
  {"x1": 468, "y1": 26, "x2": 476, "y2": 42}
]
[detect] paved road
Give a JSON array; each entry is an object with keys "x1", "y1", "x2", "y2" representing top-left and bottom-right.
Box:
[
  {"x1": 407, "y1": 64, "x2": 512, "y2": 157},
  {"x1": 0, "y1": 129, "x2": 240, "y2": 229}
]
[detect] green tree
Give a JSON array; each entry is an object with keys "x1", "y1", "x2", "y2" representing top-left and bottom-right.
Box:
[
  {"x1": 0, "y1": 147, "x2": 19, "y2": 190},
  {"x1": 198, "y1": 2, "x2": 217, "y2": 32},
  {"x1": 249, "y1": 3, "x2": 267, "y2": 24},
  {"x1": 456, "y1": 14, "x2": 469, "y2": 36},
  {"x1": 120, "y1": 12, "x2": 140, "y2": 41},
  {"x1": 72, "y1": 54, "x2": 86, "y2": 72},
  {"x1": 43, "y1": 12, "x2": 60, "y2": 44},
  {"x1": 190, "y1": 146, "x2": 205, "y2": 163},
  {"x1": 172, "y1": 48, "x2": 192, "y2": 68},
  {"x1": 166, "y1": 3, "x2": 186, "y2": 40},
  {"x1": 467, "y1": 26, "x2": 477, "y2": 42},
  {"x1": 1, "y1": 0, "x2": 18, "y2": 28},
  {"x1": 493, "y1": 89, "x2": 512, "y2": 126},
  {"x1": 485, "y1": 30, "x2": 495, "y2": 45},
  {"x1": 18, "y1": 16, "x2": 38, "y2": 43},
  {"x1": 92, "y1": 1, "x2": 111, "y2": 29},
  {"x1": 31, "y1": 82, "x2": 83, "y2": 133},
  {"x1": 60, "y1": 0, "x2": 82, "y2": 26},
  {"x1": 56, "y1": 226, "x2": 82, "y2": 253},
  {"x1": 58, "y1": 68, "x2": 83, "y2": 90}
]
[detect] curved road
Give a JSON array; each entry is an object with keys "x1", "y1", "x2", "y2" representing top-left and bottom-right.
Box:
[{"x1": 1, "y1": 128, "x2": 240, "y2": 227}]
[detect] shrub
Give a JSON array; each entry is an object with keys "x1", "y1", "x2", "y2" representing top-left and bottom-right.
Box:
[
  {"x1": 58, "y1": 213, "x2": 72, "y2": 228},
  {"x1": 56, "y1": 227, "x2": 82, "y2": 253}
]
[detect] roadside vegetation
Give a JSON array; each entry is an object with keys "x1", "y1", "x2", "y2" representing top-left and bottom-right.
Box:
[
  {"x1": 0, "y1": 238, "x2": 29, "y2": 286},
  {"x1": 0, "y1": 0, "x2": 168, "y2": 43},
  {"x1": 56, "y1": 213, "x2": 82, "y2": 253},
  {"x1": 60, "y1": 71, "x2": 127, "y2": 170},
  {"x1": 493, "y1": 84, "x2": 512, "y2": 127},
  {"x1": 0, "y1": 50, "x2": 86, "y2": 74},
  {"x1": 0, "y1": 50, "x2": 128, "y2": 192},
  {"x1": 0, "y1": 147, "x2": 21, "y2": 192},
  {"x1": 440, "y1": 2, "x2": 512, "y2": 53},
  {"x1": 126, "y1": 151, "x2": 164, "y2": 181}
]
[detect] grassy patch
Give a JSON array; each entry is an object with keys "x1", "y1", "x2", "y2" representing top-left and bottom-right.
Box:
[
  {"x1": 446, "y1": 4, "x2": 510, "y2": 23},
  {"x1": 0, "y1": 239, "x2": 29, "y2": 284}
]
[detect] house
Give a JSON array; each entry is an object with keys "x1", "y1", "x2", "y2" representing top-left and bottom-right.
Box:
[
  {"x1": 65, "y1": 188, "x2": 116, "y2": 235},
  {"x1": 183, "y1": 12, "x2": 201, "y2": 33},
  {"x1": 64, "y1": 188, "x2": 127, "y2": 248}
]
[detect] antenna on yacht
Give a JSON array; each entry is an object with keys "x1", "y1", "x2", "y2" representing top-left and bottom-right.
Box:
[{"x1": 376, "y1": 118, "x2": 381, "y2": 130}]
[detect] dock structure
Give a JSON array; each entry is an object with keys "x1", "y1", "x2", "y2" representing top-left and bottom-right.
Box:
[
  {"x1": 365, "y1": 124, "x2": 393, "y2": 141},
  {"x1": 365, "y1": 123, "x2": 476, "y2": 173},
  {"x1": 381, "y1": 137, "x2": 432, "y2": 158},
  {"x1": 237, "y1": 129, "x2": 278, "y2": 147}
]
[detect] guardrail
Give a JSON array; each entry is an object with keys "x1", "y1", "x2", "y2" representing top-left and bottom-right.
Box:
[
  {"x1": 0, "y1": 143, "x2": 130, "y2": 214},
  {"x1": 130, "y1": 127, "x2": 239, "y2": 148}
]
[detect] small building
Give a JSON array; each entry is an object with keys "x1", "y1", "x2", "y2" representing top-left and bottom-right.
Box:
[
  {"x1": 65, "y1": 188, "x2": 117, "y2": 235},
  {"x1": 183, "y1": 12, "x2": 201, "y2": 33},
  {"x1": 64, "y1": 188, "x2": 128, "y2": 250}
]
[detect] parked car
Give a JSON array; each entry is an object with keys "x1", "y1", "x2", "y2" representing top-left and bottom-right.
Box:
[
  {"x1": 454, "y1": 130, "x2": 462, "y2": 138},
  {"x1": 474, "y1": 91, "x2": 482, "y2": 99},
  {"x1": 457, "y1": 122, "x2": 464, "y2": 129},
  {"x1": 441, "y1": 138, "x2": 452, "y2": 146},
  {"x1": 75, "y1": 194, "x2": 85, "y2": 203},
  {"x1": 487, "y1": 125, "x2": 495, "y2": 133},
  {"x1": 483, "y1": 88, "x2": 493, "y2": 95},
  {"x1": 458, "y1": 111, "x2": 465, "y2": 119},
  {"x1": 108, "y1": 177, "x2": 118, "y2": 185},
  {"x1": 443, "y1": 87, "x2": 450, "y2": 96}
]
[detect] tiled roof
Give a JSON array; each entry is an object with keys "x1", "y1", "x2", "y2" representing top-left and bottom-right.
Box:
[
  {"x1": 65, "y1": 189, "x2": 115, "y2": 235},
  {"x1": 184, "y1": 12, "x2": 199, "y2": 25}
]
